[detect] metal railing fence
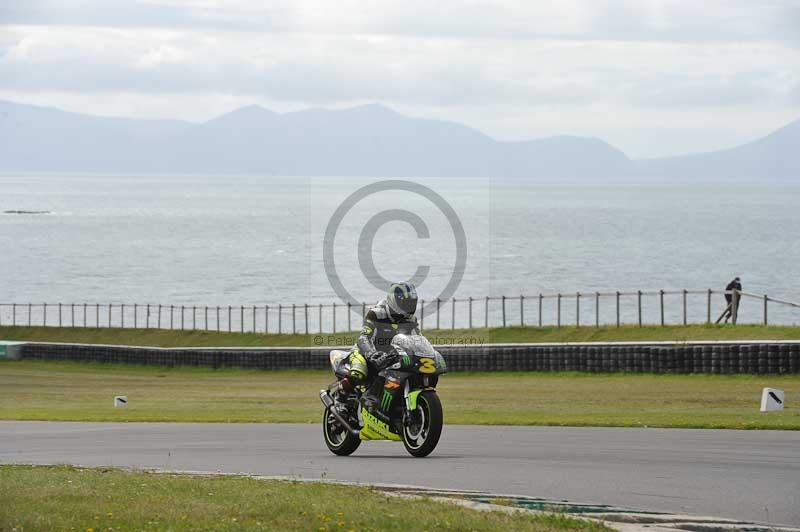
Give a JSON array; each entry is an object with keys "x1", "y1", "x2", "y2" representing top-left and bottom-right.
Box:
[{"x1": 1, "y1": 289, "x2": 798, "y2": 334}]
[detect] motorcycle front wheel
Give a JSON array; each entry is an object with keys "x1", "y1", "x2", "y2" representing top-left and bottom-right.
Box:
[
  {"x1": 402, "y1": 390, "x2": 443, "y2": 458},
  {"x1": 322, "y1": 407, "x2": 361, "y2": 456}
]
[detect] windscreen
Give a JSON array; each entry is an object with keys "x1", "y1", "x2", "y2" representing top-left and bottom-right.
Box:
[{"x1": 391, "y1": 333, "x2": 435, "y2": 355}]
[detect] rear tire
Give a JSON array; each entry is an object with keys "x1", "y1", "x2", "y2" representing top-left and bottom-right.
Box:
[
  {"x1": 323, "y1": 407, "x2": 361, "y2": 456},
  {"x1": 402, "y1": 390, "x2": 443, "y2": 458}
]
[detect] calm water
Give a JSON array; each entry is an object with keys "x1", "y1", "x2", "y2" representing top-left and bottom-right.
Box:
[{"x1": 2, "y1": 174, "x2": 799, "y2": 328}]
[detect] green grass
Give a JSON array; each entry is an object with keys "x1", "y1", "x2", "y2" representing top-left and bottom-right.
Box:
[
  {"x1": 0, "y1": 465, "x2": 607, "y2": 532},
  {"x1": 2, "y1": 323, "x2": 800, "y2": 348},
  {"x1": 1, "y1": 360, "x2": 798, "y2": 429}
]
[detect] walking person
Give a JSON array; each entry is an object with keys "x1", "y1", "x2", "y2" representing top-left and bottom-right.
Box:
[{"x1": 719, "y1": 276, "x2": 742, "y2": 324}]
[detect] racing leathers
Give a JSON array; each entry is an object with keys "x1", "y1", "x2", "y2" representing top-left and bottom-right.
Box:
[{"x1": 342, "y1": 299, "x2": 420, "y2": 416}]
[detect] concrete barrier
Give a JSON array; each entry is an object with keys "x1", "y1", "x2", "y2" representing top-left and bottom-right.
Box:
[{"x1": 6, "y1": 340, "x2": 800, "y2": 374}]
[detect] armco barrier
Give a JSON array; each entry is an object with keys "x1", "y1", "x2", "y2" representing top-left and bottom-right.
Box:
[{"x1": 9, "y1": 340, "x2": 800, "y2": 374}]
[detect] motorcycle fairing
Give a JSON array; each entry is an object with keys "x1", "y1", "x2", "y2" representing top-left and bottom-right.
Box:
[{"x1": 358, "y1": 408, "x2": 401, "y2": 441}]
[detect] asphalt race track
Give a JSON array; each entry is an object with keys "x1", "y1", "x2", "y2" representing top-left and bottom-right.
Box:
[{"x1": 2, "y1": 422, "x2": 799, "y2": 526}]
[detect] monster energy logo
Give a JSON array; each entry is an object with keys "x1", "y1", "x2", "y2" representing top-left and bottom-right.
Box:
[
  {"x1": 380, "y1": 389, "x2": 393, "y2": 411},
  {"x1": 402, "y1": 354, "x2": 411, "y2": 367}
]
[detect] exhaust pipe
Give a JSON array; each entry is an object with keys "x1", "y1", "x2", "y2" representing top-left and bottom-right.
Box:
[{"x1": 319, "y1": 390, "x2": 359, "y2": 436}]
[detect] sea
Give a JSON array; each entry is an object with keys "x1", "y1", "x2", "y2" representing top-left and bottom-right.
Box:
[{"x1": 2, "y1": 174, "x2": 799, "y2": 329}]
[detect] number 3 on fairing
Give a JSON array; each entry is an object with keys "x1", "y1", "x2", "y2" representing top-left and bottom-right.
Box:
[{"x1": 419, "y1": 357, "x2": 436, "y2": 373}]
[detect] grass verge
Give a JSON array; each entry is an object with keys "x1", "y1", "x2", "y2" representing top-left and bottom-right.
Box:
[
  {"x1": 1, "y1": 360, "x2": 798, "y2": 429},
  {"x1": 2, "y1": 323, "x2": 800, "y2": 348},
  {"x1": 0, "y1": 465, "x2": 608, "y2": 532}
]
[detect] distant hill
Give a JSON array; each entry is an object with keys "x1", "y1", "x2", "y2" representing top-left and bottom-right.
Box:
[
  {"x1": 0, "y1": 99, "x2": 796, "y2": 179},
  {"x1": 635, "y1": 119, "x2": 800, "y2": 180}
]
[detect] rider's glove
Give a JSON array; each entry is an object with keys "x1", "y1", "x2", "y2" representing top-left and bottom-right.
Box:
[{"x1": 370, "y1": 351, "x2": 398, "y2": 370}]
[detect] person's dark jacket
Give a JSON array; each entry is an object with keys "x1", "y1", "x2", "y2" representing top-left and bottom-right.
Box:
[{"x1": 725, "y1": 279, "x2": 742, "y2": 303}]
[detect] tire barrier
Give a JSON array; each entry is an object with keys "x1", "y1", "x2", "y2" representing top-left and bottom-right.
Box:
[{"x1": 11, "y1": 341, "x2": 800, "y2": 374}]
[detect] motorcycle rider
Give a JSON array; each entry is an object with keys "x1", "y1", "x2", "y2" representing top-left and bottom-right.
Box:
[{"x1": 336, "y1": 282, "x2": 420, "y2": 418}]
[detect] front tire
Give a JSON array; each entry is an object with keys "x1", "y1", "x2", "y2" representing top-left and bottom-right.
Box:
[
  {"x1": 402, "y1": 390, "x2": 443, "y2": 457},
  {"x1": 323, "y1": 407, "x2": 361, "y2": 456}
]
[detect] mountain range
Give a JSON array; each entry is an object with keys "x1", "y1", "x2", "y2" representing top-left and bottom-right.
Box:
[{"x1": 1, "y1": 99, "x2": 797, "y2": 179}]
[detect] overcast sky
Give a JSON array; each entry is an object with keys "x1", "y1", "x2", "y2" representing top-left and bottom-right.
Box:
[{"x1": 1, "y1": 0, "x2": 799, "y2": 158}]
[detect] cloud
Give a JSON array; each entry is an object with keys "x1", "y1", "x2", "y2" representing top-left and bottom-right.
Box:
[
  {"x1": 2, "y1": 0, "x2": 799, "y2": 45},
  {"x1": 1, "y1": 1, "x2": 798, "y2": 157},
  {"x1": 1, "y1": 25, "x2": 797, "y2": 110}
]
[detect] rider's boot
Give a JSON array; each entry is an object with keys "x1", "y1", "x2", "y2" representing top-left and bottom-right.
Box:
[{"x1": 331, "y1": 377, "x2": 359, "y2": 426}]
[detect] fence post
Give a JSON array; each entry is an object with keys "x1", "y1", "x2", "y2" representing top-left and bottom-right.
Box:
[
  {"x1": 484, "y1": 296, "x2": 489, "y2": 328},
  {"x1": 707, "y1": 289, "x2": 712, "y2": 323},
  {"x1": 436, "y1": 298, "x2": 441, "y2": 329},
  {"x1": 347, "y1": 302, "x2": 351, "y2": 332},
  {"x1": 468, "y1": 297, "x2": 473, "y2": 328},
  {"x1": 170, "y1": 305, "x2": 175, "y2": 329},
  {"x1": 278, "y1": 304, "x2": 282, "y2": 334},
  {"x1": 134, "y1": 303, "x2": 138, "y2": 329},
  {"x1": 501, "y1": 295, "x2": 506, "y2": 327},
  {"x1": 122, "y1": 303, "x2": 126, "y2": 328},
  {"x1": 595, "y1": 292, "x2": 599, "y2": 327},
  {"x1": 252, "y1": 305, "x2": 256, "y2": 333},
  {"x1": 158, "y1": 304, "x2": 162, "y2": 329},
  {"x1": 318, "y1": 304, "x2": 322, "y2": 334},
  {"x1": 332, "y1": 302, "x2": 336, "y2": 334},
  {"x1": 764, "y1": 294, "x2": 768, "y2": 325},
  {"x1": 520, "y1": 295, "x2": 524, "y2": 326},
  {"x1": 58, "y1": 303, "x2": 62, "y2": 327},
  {"x1": 106, "y1": 304, "x2": 111, "y2": 328},
  {"x1": 146, "y1": 304, "x2": 150, "y2": 329},
  {"x1": 637, "y1": 290, "x2": 642, "y2": 327},
  {"x1": 43, "y1": 303, "x2": 47, "y2": 327},
  {"x1": 71, "y1": 303, "x2": 75, "y2": 327},
  {"x1": 239, "y1": 305, "x2": 243, "y2": 333},
  {"x1": 27, "y1": 303, "x2": 32, "y2": 326},
  {"x1": 227, "y1": 305, "x2": 231, "y2": 333},
  {"x1": 615, "y1": 292, "x2": 620, "y2": 327},
  {"x1": 182, "y1": 305, "x2": 186, "y2": 330},
  {"x1": 452, "y1": 298, "x2": 456, "y2": 330},
  {"x1": 659, "y1": 290, "x2": 665, "y2": 326},
  {"x1": 204, "y1": 306, "x2": 208, "y2": 331},
  {"x1": 731, "y1": 290, "x2": 739, "y2": 325},
  {"x1": 576, "y1": 292, "x2": 580, "y2": 327},
  {"x1": 12, "y1": 303, "x2": 16, "y2": 326},
  {"x1": 538, "y1": 294, "x2": 543, "y2": 327},
  {"x1": 557, "y1": 293, "x2": 561, "y2": 328},
  {"x1": 682, "y1": 289, "x2": 687, "y2": 325},
  {"x1": 216, "y1": 306, "x2": 220, "y2": 331},
  {"x1": 292, "y1": 304, "x2": 296, "y2": 334},
  {"x1": 304, "y1": 304, "x2": 309, "y2": 335},
  {"x1": 265, "y1": 305, "x2": 269, "y2": 334}
]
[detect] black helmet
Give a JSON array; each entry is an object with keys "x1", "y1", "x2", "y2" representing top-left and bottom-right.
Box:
[{"x1": 387, "y1": 282, "x2": 418, "y2": 317}]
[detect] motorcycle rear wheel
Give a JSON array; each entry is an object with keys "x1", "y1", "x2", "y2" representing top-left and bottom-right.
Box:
[
  {"x1": 323, "y1": 406, "x2": 361, "y2": 456},
  {"x1": 402, "y1": 390, "x2": 443, "y2": 458}
]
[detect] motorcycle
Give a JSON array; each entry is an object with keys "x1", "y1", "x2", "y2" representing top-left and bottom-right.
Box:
[{"x1": 319, "y1": 333, "x2": 447, "y2": 457}]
